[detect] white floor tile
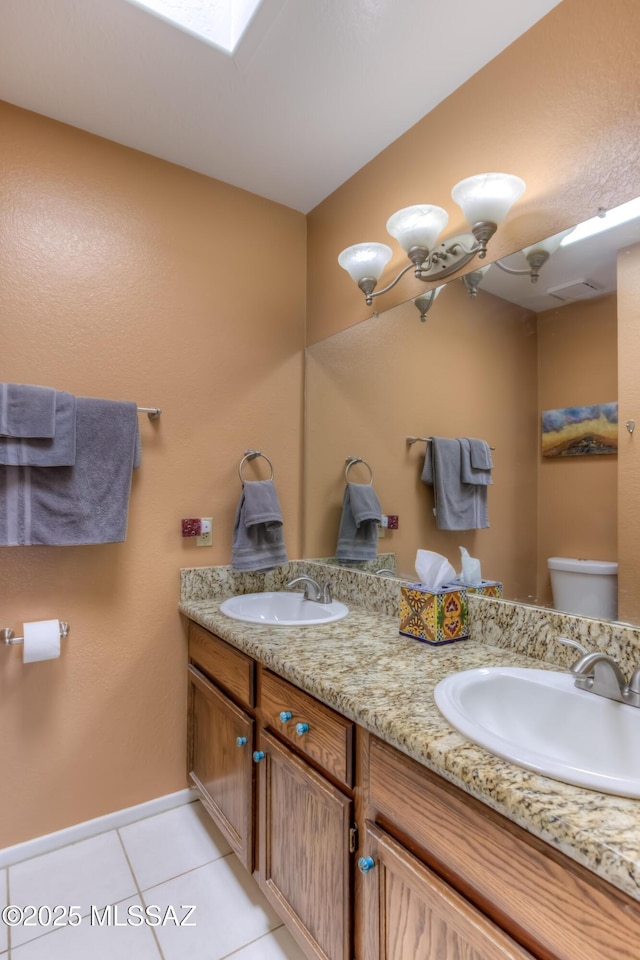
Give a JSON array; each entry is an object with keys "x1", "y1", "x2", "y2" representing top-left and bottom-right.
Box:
[
  {"x1": 8, "y1": 831, "x2": 137, "y2": 947},
  {"x1": 0, "y1": 869, "x2": 7, "y2": 954},
  {"x1": 10, "y1": 896, "x2": 162, "y2": 960},
  {"x1": 148, "y1": 855, "x2": 280, "y2": 960},
  {"x1": 229, "y1": 926, "x2": 308, "y2": 960},
  {"x1": 120, "y1": 800, "x2": 232, "y2": 891}
]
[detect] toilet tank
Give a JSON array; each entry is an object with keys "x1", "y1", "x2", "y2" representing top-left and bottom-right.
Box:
[{"x1": 547, "y1": 557, "x2": 618, "y2": 620}]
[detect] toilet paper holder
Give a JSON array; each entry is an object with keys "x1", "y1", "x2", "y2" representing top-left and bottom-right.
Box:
[{"x1": 2, "y1": 621, "x2": 70, "y2": 646}]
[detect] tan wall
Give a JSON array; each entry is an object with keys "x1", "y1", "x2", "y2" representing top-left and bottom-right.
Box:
[
  {"x1": 307, "y1": 0, "x2": 640, "y2": 346},
  {"x1": 0, "y1": 101, "x2": 306, "y2": 847},
  {"x1": 618, "y1": 244, "x2": 640, "y2": 623},
  {"x1": 304, "y1": 282, "x2": 538, "y2": 600},
  {"x1": 536, "y1": 295, "x2": 618, "y2": 606}
]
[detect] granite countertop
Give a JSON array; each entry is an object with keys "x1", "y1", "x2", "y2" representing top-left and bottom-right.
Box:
[{"x1": 179, "y1": 596, "x2": 640, "y2": 904}]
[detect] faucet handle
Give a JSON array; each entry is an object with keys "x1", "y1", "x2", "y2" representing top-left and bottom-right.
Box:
[
  {"x1": 628, "y1": 667, "x2": 640, "y2": 695},
  {"x1": 321, "y1": 579, "x2": 333, "y2": 603},
  {"x1": 556, "y1": 636, "x2": 590, "y2": 657}
]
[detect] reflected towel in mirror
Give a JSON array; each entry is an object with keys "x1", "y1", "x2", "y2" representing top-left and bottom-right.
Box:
[{"x1": 336, "y1": 482, "x2": 382, "y2": 560}]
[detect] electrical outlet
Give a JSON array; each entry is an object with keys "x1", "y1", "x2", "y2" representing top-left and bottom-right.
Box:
[
  {"x1": 196, "y1": 518, "x2": 213, "y2": 547},
  {"x1": 378, "y1": 524, "x2": 386, "y2": 538}
]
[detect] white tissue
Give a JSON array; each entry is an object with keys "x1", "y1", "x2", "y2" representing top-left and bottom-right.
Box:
[
  {"x1": 23, "y1": 619, "x2": 61, "y2": 663},
  {"x1": 415, "y1": 549, "x2": 456, "y2": 591},
  {"x1": 459, "y1": 546, "x2": 482, "y2": 585}
]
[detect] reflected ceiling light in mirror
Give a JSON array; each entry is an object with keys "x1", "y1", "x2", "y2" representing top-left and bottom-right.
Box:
[
  {"x1": 493, "y1": 226, "x2": 576, "y2": 284},
  {"x1": 462, "y1": 264, "x2": 491, "y2": 298},
  {"x1": 560, "y1": 197, "x2": 640, "y2": 247},
  {"x1": 413, "y1": 284, "x2": 445, "y2": 322},
  {"x1": 338, "y1": 173, "x2": 525, "y2": 306}
]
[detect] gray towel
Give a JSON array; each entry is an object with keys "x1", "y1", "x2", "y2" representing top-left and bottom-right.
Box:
[
  {"x1": 0, "y1": 398, "x2": 140, "y2": 545},
  {"x1": 0, "y1": 383, "x2": 56, "y2": 438},
  {"x1": 421, "y1": 437, "x2": 489, "y2": 531},
  {"x1": 336, "y1": 482, "x2": 382, "y2": 560},
  {"x1": 459, "y1": 438, "x2": 493, "y2": 485},
  {"x1": 232, "y1": 479, "x2": 288, "y2": 571},
  {"x1": 0, "y1": 391, "x2": 76, "y2": 466}
]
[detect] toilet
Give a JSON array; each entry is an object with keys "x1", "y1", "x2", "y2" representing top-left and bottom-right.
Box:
[{"x1": 547, "y1": 557, "x2": 618, "y2": 620}]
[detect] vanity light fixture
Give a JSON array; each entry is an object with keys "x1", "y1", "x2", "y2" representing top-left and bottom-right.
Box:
[{"x1": 337, "y1": 173, "x2": 525, "y2": 306}]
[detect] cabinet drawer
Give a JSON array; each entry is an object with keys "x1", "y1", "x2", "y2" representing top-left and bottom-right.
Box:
[
  {"x1": 260, "y1": 670, "x2": 354, "y2": 787},
  {"x1": 189, "y1": 622, "x2": 254, "y2": 708},
  {"x1": 368, "y1": 736, "x2": 640, "y2": 960}
]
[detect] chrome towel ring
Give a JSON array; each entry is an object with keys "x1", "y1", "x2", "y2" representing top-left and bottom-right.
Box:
[
  {"x1": 345, "y1": 456, "x2": 374, "y2": 485},
  {"x1": 238, "y1": 449, "x2": 274, "y2": 483}
]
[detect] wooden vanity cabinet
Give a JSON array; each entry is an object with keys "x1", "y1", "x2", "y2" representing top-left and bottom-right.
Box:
[
  {"x1": 360, "y1": 821, "x2": 534, "y2": 960},
  {"x1": 257, "y1": 727, "x2": 353, "y2": 960},
  {"x1": 187, "y1": 620, "x2": 640, "y2": 960},
  {"x1": 187, "y1": 624, "x2": 256, "y2": 871},
  {"x1": 360, "y1": 735, "x2": 640, "y2": 960},
  {"x1": 187, "y1": 624, "x2": 355, "y2": 960}
]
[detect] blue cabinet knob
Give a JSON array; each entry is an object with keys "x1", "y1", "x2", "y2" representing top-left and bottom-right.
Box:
[
  {"x1": 279, "y1": 711, "x2": 292, "y2": 723},
  {"x1": 358, "y1": 856, "x2": 375, "y2": 874},
  {"x1": 295, "y1": 722, "x2": 309, "y2": 736},
  {"x1": 236, "y1": 737, "x2": 247, "y2": 747},
  {"x1": 252, "y1": 751, "x2": 265, "y2": 763}
]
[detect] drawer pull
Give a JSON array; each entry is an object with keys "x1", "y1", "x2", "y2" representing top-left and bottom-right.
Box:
[
  {"x1": 358, "y1": 856, "x2": 375, "y2": 874},
  {"x1": 236, "y1": 737, "x2": 247, "y2": 747},
  {"x1": 279, "y1": 711, "x2": 292, "y2": 723},
  {"x1": 253, "y1": 751, "x2": 265, "y2": 763},
  {"x1": 295, "y1": 722, "x2": 309, "y2": 736}
]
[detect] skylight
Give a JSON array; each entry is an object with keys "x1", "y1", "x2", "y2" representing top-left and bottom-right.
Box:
[
  {"x1": 560, "y1": 196, "x2": 640, "y2": 247},
  {"x1": 124, "y1": 0, "x2": 265, "y2": 53}
]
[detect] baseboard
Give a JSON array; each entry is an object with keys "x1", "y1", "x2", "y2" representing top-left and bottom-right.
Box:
[{"x1": 0, "y1": 788, "x2": 196, "y2": 869}]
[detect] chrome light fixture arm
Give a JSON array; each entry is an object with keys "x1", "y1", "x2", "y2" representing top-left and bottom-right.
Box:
[{"x1": 359, "y1": 261, "x2": 416, "y2": 306}]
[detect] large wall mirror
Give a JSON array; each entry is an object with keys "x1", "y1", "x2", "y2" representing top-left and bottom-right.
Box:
[{"x1": 303, "y1": 197, "x2": 640, "y2": 625}]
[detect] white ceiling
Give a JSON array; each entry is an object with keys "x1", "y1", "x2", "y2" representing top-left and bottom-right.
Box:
[{"x1": 0, "y1": 0, "x2": 562, "y2": 213}]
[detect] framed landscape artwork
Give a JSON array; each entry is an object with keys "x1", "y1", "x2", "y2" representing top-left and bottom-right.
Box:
[{"x1": 541, "y1": 402, "x2": 618, "y2": 457}]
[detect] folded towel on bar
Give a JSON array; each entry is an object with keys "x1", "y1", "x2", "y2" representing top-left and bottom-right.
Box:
[
  {"x1": 421, "y1": 437, "x2": 489, "y2": 530},
  {"x1": 0, "y1": 391, "x2": 77, "y2": 467},
  {"x1": 459, "y1": 438, "x2": 493, "y2": 485},
  {"x1": 0, "y1": 398, "x2": 140, "y2": 546},
  {"x1": 336, "y1": 482, "x2": 382, "y2": 560},
  {"x1": 232, "y1": 479, "x2": 288, "y2": 571},
  {"x1": 0, "y1": 383, "x2": 57, "y2": 438}
]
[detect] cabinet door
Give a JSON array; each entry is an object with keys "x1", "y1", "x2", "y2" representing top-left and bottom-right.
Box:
[
  {"x1": 257, "y1": 729, "x2": 352, "y2": 960},
  {"x1": 187, "y1": 664, "x2": 254, "y2": 871},
  {"x1": 361, "y1": 822, "x2": 535, "y2": 960}
]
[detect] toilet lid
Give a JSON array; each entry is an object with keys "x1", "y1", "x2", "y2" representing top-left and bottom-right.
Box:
[{"x1": 547, "y1": 557, "x2": 618, "y2": 575}]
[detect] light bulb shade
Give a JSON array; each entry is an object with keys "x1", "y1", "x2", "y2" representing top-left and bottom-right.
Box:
[
  {"x1": 338, "y1": 242, "x2": 393, "y2": 283},
  {"x1": 522, "y1": 226, "x2": 576, "y2": 259},
  {"x1": 451, "y1": 173, "x2": 525, "y2": 226},
  {"x1": 386, "y1": 205, "x2": 448, "y2": 253}
]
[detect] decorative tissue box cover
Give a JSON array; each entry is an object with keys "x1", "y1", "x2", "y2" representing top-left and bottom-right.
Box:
[
  {"x1": 399, "y1": 584, "x2": 468, "y2": 645},
  {"x1": 456, "y1": 578, "x2": 503, "y2": 599}
]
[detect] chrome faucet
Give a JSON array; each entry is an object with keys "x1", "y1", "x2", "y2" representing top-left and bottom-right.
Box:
[
  {"x1": 557, "y1": 636, "x2": 640, "y2": 707},
  {"x1": 285, "y1": 576, "x2": 333, "y2": 604}
]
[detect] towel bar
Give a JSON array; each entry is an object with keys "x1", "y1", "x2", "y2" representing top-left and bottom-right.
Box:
[
  {"x1": 238, "y1": 449, "x2": 274, "y2": 482},
  {"x1": 345, "y1": 456, "x2": 374, "y2": 485},
  {"x1": 137, "y1": 407, "x2": 162, "y2": 420},
  {"x1": 407, "y1": 436, "x2": 496, "y2": 450},
  {"x1": 2, "y1": 621, "x2": 70, "y2": 646}
]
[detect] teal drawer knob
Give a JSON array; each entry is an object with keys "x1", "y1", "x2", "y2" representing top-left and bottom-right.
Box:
[
  {"x1": 279, "y1": 711, "x2": 292, "y2": 723},
  {"x1": 358, "y1": 856, "x2": 375, "y2": 874},
  {"x1": 236, "y1": 737, "x2": 247, "y2": 747},
  {"x1": 252, "y1": 751, "x2": 265, "y2": 763},
  {"x1": 295, "y1": 722, "x2": 309, "y2": 736}
]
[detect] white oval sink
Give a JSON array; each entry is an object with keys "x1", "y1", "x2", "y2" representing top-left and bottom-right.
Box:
[
  {"x1": 435, "y1": 667, "x2": 640, "y2": 797},
  {"x1": 219, "y1": 591, "x2": 349, "y2": 626}
]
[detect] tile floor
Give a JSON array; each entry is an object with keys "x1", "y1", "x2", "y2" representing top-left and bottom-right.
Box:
[{"x1": 1, "y1": 800, "x2": 307, "y2": 960}]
